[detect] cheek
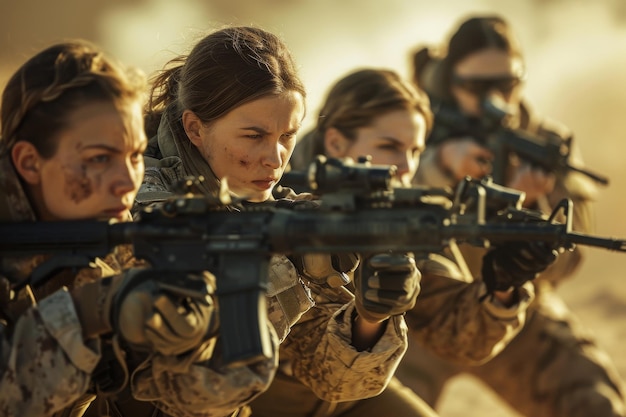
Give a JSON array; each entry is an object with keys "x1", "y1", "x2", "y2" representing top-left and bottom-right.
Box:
[
  {"x1": 452, "y1": 88, "x2": 479, "y2": 114},
  {"x1": 60, "y1": 164, "x2": 102, "y2": 204},
  {"x1": 207, "y1": 143, "x2": 252, "y2": 178},
  {"x1": 228, "y1": 144, "x2": 253, "y2": 169},
  {"x1": 344, "y1": 143, "x2": 371, "y2": 161},
  {"x1": 132, "y1": 162, "x2": 145, "y2": 190},
  {"x1": 284, "y1": 139, "x2": 296, "y2": 157},
  {"x1": 224, "y1": 143, "x2": 260, "y2": 169}
]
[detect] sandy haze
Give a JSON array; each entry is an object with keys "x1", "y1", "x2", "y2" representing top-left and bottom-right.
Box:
[{"x1": 1, "y1": 1, "x2": 626, "y2": 415}]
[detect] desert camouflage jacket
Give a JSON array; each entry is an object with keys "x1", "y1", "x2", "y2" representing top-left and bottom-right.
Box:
[
  {"x1": 137, "y1": 144, "x2": 409, "y2": 403},
  {"x1": 247, "y1": 245, "x2": 535, "y2": 416}
]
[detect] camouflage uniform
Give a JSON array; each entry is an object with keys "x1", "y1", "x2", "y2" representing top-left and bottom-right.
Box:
[
  {"x1": 245, "y1": 133, "x2": 535, "y2": 417},
  {"x1": 134, "y1": 112, "x2": 412, "y2": 415},
  {"x1": 0, "y1": 154, "x2": 279, "y2": 417},
  {"x1": 401, "y1": 100, "x2": 626, "y2": 417}
]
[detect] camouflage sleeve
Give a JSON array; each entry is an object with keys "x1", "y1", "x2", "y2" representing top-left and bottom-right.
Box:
[
  {"x1": 277, "y1": 285, "x2": 409, "y2": 402},
  {"x1": 129, "y1": 330, "x2": 279, "y2": 417},
  {"x1": 112, "y1": 255, "x2": 283, "y2": 417},
  {"x1": 0, "y1": 289, "x2": 101, "y2": 417},
  {"x1": 405, "y1": 252, "x2": 534, "y2": 365}
]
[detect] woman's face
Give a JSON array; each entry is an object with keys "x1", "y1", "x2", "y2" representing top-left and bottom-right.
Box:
[
  {"x1": 326, "y1": 109, "x2": 427, "y2": 186},
  {"x1": 191, "y1": 91, "x2": 305, "y2": 202},
  {"x1": 15, "y1": 100, "x2": 147, "y2": 221},
  {"x1": 451, "y1": 47, "x2": 525, "y2": 117}
]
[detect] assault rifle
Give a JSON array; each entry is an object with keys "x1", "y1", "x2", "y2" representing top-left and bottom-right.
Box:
[
  {"x1": 2, "y1": 156, "x2": 625, "y2": 367},
  {"x1": 428, "y1": 98, "x2": 610, "y2": 186}
]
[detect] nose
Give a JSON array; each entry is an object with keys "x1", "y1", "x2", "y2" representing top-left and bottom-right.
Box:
[
  {"x1": 395, "y1": 153, "x2": 419, "y2": 186},
  {"x1": 261, "y1": 140, "x2": 283, "y2": 169},
  {"x1": 112, "y1": 158, "x2": 140, "y2": 198}
]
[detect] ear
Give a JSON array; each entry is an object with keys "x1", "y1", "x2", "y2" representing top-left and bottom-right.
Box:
[
  {"x1": 11, "y1": 141, "x2": 43, "y2": 185},
  {"x1": 323, "y1": 127, "x2": 351, "y2": 158},
  {"x1": 182, "y1": 110, "x2": 204, "y2": 148}
]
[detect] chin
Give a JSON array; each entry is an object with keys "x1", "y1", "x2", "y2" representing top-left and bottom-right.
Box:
[
  {"x1": 248, "y1": 188, "x2": 273, "y2": 202},
  {"x1": 247, "y1": 194, "x2": 270, "y2": 203}
]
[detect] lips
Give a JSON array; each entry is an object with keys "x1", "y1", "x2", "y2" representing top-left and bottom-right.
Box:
[{"x1": 252, "y1": 177, "x2": 277, "y2": 190}]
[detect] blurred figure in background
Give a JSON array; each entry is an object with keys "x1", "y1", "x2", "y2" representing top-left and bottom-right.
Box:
[{"x1": 400, "y1": 14, "x2": 626, "y2": 417}]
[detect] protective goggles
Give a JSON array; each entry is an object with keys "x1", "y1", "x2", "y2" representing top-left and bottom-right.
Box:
[{"x1": 451, "y1": 74, "x2": 525, "y2": 95}]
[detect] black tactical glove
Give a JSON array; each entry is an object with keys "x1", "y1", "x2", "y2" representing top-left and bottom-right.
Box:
[
  {"x1": 290, "y1": 253, "x2": 360, "y2": 288},
  {"x1": 482, "y1": 241, "x2": 558, "y2": 293},
  {"x1": 354, "y1": 252, "x2": 421, "y2": 323}
]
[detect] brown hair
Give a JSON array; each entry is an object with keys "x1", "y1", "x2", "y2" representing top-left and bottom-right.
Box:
[
  {"x1": 309, "y1": 68, "x2": 433, "y2": 155},
  {"x1": 145, "y1": 26, "x2": 306, "y2": 136},
  {"x1": 413, "y1": 15, "x2": 523, "y2": 100},
  {"x1": 1, "y1": 40, "x2": 146, "y2": 158}
]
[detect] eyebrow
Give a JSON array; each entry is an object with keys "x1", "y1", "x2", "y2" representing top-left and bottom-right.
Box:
[
  {"x1": 81, "y1": 142, "x2": 146, "y2": 153},
  {"x1": 378, "y1": 136, "x2": 405, "y2": 147},
  {"x1": 241, "y1": 125, "x2": 301, "y2": 135},
  {"x1": 81, "y1": 144, "x2": 122, "y2": 153},
  {"x1": 379, "y1": 136, "x2": 425, "y2": 151}
]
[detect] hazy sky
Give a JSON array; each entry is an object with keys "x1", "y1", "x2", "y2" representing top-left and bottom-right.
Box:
[{"x1": 1, "y1": 0, "x2": 625, "y2": 169}]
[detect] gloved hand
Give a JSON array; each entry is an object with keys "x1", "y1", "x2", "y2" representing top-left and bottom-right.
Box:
[
  {"x1": 290, "y1": 253, "x2": 360, "y2": 288},
  {"x1": 71, "y1": 269, "x2": 218, "y2": 356},
  {"x1": 354, "y1": 252, "x2": 421, "y2": 323},
  {"x1": 482, "y1": 241, "x2": 559, "y2": 293}
]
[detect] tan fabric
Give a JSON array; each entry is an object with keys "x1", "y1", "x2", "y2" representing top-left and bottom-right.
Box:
[
  {"x1": 397, "y1": 288, "x2": 626, "y2": 417},
  {"x1": 249, "y1": 251, "x2": 533, "y2": 416},
  {"x1": 250, "y1": 373, "x2": 438, "y2": 417},
  {"x1": 137, "y1": 109, "x2": 410, "y2": 411},
  {"x1": 405, "y1": 251, "x2": 533, "y2": 365},
  {"x1": 403, "y1": 96, "x2": 625, "y2": 416},
  {"x1": 0, "y1": 153, "x2": 104, "y2": 416}
]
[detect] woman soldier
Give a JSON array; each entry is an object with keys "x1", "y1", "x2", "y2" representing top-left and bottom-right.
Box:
[
  {"x1": 0, "y1": 40, "x2": 256, "y2": 417},
  {"x1": 406, "y1": 14, "x2": 625, "y2": 417},
  {"x1": 138, "y1": 26, "x2": 422, "y2": 416}
]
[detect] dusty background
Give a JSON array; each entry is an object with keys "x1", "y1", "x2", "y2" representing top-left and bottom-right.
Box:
[{"x1": 1, "y1": 0, "x2": 625, "y2": 415}]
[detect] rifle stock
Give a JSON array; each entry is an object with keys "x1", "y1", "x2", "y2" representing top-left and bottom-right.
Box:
[{"x1": 2, "y1": 156, "x2": 625, "y2": 366}]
